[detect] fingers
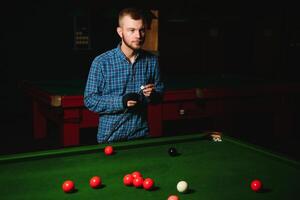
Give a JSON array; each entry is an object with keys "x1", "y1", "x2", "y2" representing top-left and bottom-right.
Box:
[
  {"x1": 142, "y1": 84, "x2": 155, "y2": 97},
  {"x1": 142, "y1": 84, "x2": 155, "y2": 89},
  {"x1": 143, "y1": 90, "x2": 152, "y2": 97},
  {"x1": 127, "y1": 100, "x2": 137, "y2": 107}
]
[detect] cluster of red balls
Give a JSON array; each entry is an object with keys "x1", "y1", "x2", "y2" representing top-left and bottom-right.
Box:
[
  {"x1": 62, "y1": 176, "x2": 102, "y2": 193},
  {"x1": 123, "y1": 171, "x2": 154, "y2": 190}
]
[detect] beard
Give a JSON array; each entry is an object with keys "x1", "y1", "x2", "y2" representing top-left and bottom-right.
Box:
[{"x1": 122, "y1": 33, "x2": 144, "y2": 51}]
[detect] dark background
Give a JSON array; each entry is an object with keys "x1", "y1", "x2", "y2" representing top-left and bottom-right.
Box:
[{"x1": 1, "y1": 0, "x2": 300, "y2": 159}]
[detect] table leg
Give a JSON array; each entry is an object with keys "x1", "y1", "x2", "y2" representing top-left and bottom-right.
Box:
[
  {"x1": 148, "y1": 104, "x2": 162, "y2": 137},
  {"x1": 60, "y1": 123, "x2": 80, "y2": 147},
  {"x1": 32, "y1": 101, "x2": 47, "y2": 139}
]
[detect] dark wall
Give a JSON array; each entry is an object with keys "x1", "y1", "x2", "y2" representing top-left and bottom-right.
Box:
[
  {"x1": 159, "y1": 1, "x2": 299, "y2": 78},
  {"x1": 2, "y1": 1, "x2": 298, "y2": 82}
]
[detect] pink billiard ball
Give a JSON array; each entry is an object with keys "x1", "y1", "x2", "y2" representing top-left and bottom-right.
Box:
[
  {"x1": 250, "y1": 179, "x2": 263, "y2": 192},
  {"x1": 90, "y1": 176, "x2": 102, "y2": 188},
  {"x1": 168, "y1": 195, "x2": 180, "y2": 200},
  {"x1": 62, "y1": 180, "x2": 75, "y2": 193}
]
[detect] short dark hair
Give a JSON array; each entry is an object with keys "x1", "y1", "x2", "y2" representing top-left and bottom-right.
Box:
[{"x1": 118, "y1": 7, "x2": 147, "y2": 26}]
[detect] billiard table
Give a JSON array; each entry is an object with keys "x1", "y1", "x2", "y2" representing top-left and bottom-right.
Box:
[
  {"x1": 0, "y1": 133, "x2": 299, "y2": 199},
  {"x1": 20, "y1": 76, "x2": 300, "y2": 146}
]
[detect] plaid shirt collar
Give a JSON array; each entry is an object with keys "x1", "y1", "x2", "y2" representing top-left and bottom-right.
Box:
[{"x1": 116, "y1": 43, "x2": 142, "y2": 62}]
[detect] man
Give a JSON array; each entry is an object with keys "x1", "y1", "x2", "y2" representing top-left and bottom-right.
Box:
[{"x1": 84, "y1": 8, "x2": 164, "y2": 143}]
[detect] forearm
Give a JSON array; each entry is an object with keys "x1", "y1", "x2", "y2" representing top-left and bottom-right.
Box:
[{"x1": 84, "y1": 93, "x2": 124, "y2": 114}]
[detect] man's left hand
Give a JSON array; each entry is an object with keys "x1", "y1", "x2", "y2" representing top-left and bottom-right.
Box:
[{"x1": 142, "y1": 84, "x2": 155, "y2": 97}]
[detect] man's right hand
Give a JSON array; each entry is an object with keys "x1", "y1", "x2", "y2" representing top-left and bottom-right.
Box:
[
  {"x1": 126, "y1": 100, "x2": 138, "y2": 107},
  {"x1": 122, "y1": 93, "x2": 140, "y2": 108}
]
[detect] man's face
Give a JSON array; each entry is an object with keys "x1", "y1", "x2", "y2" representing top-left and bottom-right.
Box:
[{"x1": 117, "y1": 15, "x2": 146, "y2": 50}]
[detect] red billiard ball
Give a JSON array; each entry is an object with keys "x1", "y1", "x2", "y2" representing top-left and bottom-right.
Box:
[
  {"x1": 250, "y1": 179, "x2": 262, "y2": 192},
  {"x1": 132, "y1": 171, "x2": 142, "y2": 179},
  {"x1": 143, "y1": 178, "x2": 154, "y2": 190},
  {"x1": 168, "y1": 195, "x2": 180, "y2": 200},
  {"x1": 62, "y1": 180, "x2": 75, "y2": 193},
  {"x1": 90, "y1": 176, "x2": 102, "y2": 188},
  {"x1": 123, "y1": 174, "x2": 134, "y2": 186},
  {"x1": 133, "y1": 176, "x2": 144, "y2": 188},
  {"x1": 104, "y1": 146, "x2": 114, "y2": 155}
]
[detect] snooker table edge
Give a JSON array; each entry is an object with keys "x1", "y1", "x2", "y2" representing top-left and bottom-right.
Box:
[
  {"x1": 0, "y1": 133, "x2": 209, "y2": 164},
  {"x1": 224, "y1": 136, "x2": 300, "y2": 167},
  {"x1": 1, "y1": 133, "x2": 299, "y2": 167}
]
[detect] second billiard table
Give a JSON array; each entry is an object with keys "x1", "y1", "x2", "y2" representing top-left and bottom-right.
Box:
[
  {"x1": 20, "y1": 77, "x2": 300, "y2": 147},
  {"x1": 0, "y1": 133, "x2": 299, "y2": 199}
]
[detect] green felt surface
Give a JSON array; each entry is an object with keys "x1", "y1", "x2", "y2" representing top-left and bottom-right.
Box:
[{"x1": 0, "y1": 134, "x2": 299, "y2": 200}]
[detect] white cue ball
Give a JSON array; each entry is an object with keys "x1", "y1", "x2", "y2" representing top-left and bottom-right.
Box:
[{"x1": 176, "y1": 180, "x2": 188, "y2": 193}]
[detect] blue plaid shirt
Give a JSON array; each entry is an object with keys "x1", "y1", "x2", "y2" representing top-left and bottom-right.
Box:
[{"x1": 84, "y1": 45, "x2": 164, "y2": 143}]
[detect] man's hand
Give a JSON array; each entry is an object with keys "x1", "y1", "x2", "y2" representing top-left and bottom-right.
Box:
[
  {"x1": 142, "y1": 84, "x2": 155, "y2": 97},
  {"x1": 126, "y1": 100, "x2": 138, "y2": 107},
  {"x1": 122, "y1": 93, "x2": 140, "y2": 108}
]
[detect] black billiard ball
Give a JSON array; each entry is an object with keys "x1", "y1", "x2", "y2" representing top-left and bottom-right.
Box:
[{"x1": 168, "y1": 147, "x2": 177, "y2": 156}]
